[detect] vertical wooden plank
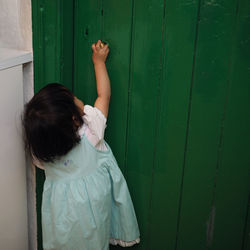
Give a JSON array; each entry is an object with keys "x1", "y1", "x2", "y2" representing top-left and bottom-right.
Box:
[
  {"x1": 102, "y1": 0, "x2": 133, "y2": 173},
  {"x1": 211, "y1": 0, "x2": 250, "y2": 249},
  {"x1": 31, "y1": 0, "x2": 45, "y2": 93},
  {"x1": 148, "y1": 0, "x2": 200, "y2": 249},
  {"x1": 125, "y1": 0, "x2": 165, "y2": 249},
  {"x1": 41, "y1": 0, "x2": 61, "y2": 84},
  {"x1": 242, "y1": 195, "x2": 250, "y2": 250},
  {"x1": 31, "y1": 1, "x2": 47, "y2": 248},
  {"x1": 32, "y1": 1, "x2": 58, "y2": 248},
  {"x1": 60, "y1": 0, "x2": 74, "y2": 90},
  {"x1": 176, "y1": 0, "x2": 238, "y2": 249},
  {"x1": 31, "y1": 1, "x2": 74, "y2": 249},
  {"x1": 73, "y1": 0, "x2": 101, "y2": 105},
  {"x1": 35, "y1": 168, "x2": 45, "y2": 250},
  {"x1": 32, "y1": 0, "x2": 73, "y2": 92}
]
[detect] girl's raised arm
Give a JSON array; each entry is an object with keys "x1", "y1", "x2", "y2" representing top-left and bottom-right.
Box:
[{"x1": 92, "y1": 40, "x2": 110, "y2": 118}]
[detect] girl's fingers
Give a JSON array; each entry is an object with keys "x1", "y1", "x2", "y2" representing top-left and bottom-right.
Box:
[
  {"x1": 91, "y1": 43, "x2": 96, "y2": 51},
  {"x1": 96, "y1": 40, "x2": 101, "y2": 48},
  {"x1": 92, "y1": 40, "x2": 109, "y2": 54}
]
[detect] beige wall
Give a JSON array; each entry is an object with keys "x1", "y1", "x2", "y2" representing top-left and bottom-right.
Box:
[{"x1": 0, "y1": 0, "x2": 32, "y2": 50}]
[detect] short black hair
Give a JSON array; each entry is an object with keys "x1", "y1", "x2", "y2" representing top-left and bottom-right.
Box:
[{"x1": 22, "y1": 83, "x2": 84, "y2": 163}]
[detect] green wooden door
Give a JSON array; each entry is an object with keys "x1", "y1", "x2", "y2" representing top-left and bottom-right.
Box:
[{"x1": 32, "y1": 0, "x2": 250, "y2": 249}]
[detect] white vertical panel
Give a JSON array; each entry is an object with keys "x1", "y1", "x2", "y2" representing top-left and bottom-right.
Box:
[{"x1": 0, "y1": 65, "x2": 28, "y2": 250}]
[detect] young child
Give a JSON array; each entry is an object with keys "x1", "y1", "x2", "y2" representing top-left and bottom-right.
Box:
[{"x1": 23, "y1": 40, "x2": 140, "y2": 250}]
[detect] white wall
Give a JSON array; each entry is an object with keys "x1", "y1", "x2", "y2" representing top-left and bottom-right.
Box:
[
  {"x1": 0, "y1": 0, "x2": 34, "y2": 101},
  {"x1": 0, "y1": 64, "x2": 28, "y2": 250},
  {"x1": 0, "y1": 1, "x2": 36, "y2": 250}
]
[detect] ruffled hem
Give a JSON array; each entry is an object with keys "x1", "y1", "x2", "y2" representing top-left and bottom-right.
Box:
[{"x1": 109, "y1": 237, "x2": 140, "y2": 247}]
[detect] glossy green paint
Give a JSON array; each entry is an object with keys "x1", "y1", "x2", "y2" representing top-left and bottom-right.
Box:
[
  {"x1": 149, "y1": 1, "x2": 200, "y2": 249},
  {"x1": 124, "y1": 1, "x2": 166, "y2": 248},
  {"x1": 176, "y1": 0, "x2": 242, "y2": 249},
  {"x1": 211, "y1": 0, "x2": 250, "y2": 249},
  {"x1": 74, "y1": 0, "x2": 101, "y2": 105},
  {"x1": 31, "y1": 0, "x2": 250, "y2": 249},
  {"x1": 101, "y1": 0, "x2": 133, "y2": 175},
  {"x1": 32, "y1": 0, "x2": 74, "y2": 92}
]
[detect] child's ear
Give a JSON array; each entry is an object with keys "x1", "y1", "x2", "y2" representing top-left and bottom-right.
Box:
[{"x1": 72, "y1": 116, "x2": 80, "y2": 127}]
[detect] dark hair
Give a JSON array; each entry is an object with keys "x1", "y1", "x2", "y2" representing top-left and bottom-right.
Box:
[{"x1": 22, "y1": 83, "x2": 84, "y2": 163}]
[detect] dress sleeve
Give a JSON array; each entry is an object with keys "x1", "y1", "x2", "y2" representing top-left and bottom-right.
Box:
[{"x1": 82, "y1": 105, "x2": 107, "y2": 145}]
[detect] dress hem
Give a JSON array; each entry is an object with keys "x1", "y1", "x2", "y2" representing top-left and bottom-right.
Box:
[{"x1": 109, "y1": 237, "x2": 140, "y2": 247}]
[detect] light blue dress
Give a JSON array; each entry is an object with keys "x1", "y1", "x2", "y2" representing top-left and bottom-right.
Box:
[{"x1": 41, "y1": 132, "x2": 140, "y2": 250}]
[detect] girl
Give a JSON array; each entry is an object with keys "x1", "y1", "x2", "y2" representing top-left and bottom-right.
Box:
[{"x1": 23, "y1": 40, "x2": 140, "y2": 250}]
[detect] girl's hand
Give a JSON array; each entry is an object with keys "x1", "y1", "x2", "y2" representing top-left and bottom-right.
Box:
[{"x1": 92, "y1": 40, "x2": 109, "y2": 65}]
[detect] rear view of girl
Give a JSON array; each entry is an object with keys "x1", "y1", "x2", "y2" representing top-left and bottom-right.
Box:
[{"x1": 23, "y1": 40, "x2": 140, "y2": 250}]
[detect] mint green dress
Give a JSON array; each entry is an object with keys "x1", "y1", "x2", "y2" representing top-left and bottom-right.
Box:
[{"x1": 41, "y1": 132, "x2": 140, "y2": 250}]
